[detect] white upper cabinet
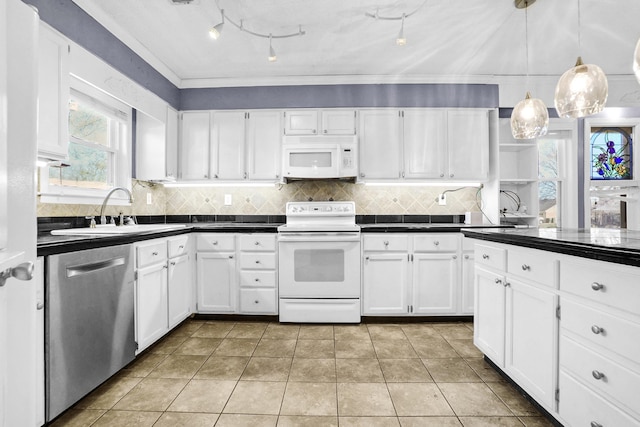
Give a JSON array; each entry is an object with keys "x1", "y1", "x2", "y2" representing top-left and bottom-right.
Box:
[
  {"x1": 37, "y1": 24, "x2": 69, "y2": 161},
  {"x1": 247, "y1": 111, "x2": 282, "y2": 180},
  {"x1": 179, "y1": 111, "x2": 210, "y2": 180},
  {"x1": 360, "y1": 108, "x2": 490, "y2": 182},
  {"x1": 165, "y1": 106, "x2": 178, "y2": 180},
  {"x1": 359, "y1": 110, "x2": 402, "y2": 179},
  {"x1": 212, "y1": 111, "x2": 246, "y2": 180},
  {"x1": 403, "y1": 109, "x2": 447, "y2": 179},
  {"x1": 284, "y1": 109, "x2": 356, "y2": 135},
  {"x1": 136, "y1": 108, "x2": 175, "y2": 182},
  {"x1": 446, "y1": 109, "x2": 489, "y2": 180}
]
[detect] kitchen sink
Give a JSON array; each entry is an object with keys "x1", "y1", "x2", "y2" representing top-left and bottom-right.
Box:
[{"x1": 50, "y1": 224, "x2": 187, "y2": 235}]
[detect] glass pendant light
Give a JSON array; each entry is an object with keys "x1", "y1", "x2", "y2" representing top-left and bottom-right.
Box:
[
  {"x1": 510, "y1": 1, "x2": 548, "y2": 139},
  {"x1": 634, "y1": 38, "x2": 640, "y2": 85},
  {"x1": 511, "y1": 92, "x2": 549, "y2": 139},
  {"x1": 553, "y1": 0, "x2": 608, "y2": 118}
]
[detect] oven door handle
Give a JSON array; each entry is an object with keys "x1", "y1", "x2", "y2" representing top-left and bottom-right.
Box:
[{"x1": 278, "y1": 233, "x2": 361, "y2": 242}]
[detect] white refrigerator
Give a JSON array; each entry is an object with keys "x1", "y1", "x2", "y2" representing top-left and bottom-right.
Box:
[{"x1": 0, "y1": 0, "x2": 39, "y2": 426}]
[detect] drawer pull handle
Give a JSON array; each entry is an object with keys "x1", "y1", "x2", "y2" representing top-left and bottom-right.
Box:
[
  {"x1": 152, "y1": 251, "x2": 158, "y2": 256},
  {"x1": 452, "y1": 255, "x2": 457, "y2": 259},
  {"x1": 504, "y1": 282, "x2": 511, "y2": 287},
  {"x1": 213, "y1": 241, "x2": 218, "y2": 245},
  {"x1": 521, "y1": 264, "x2": 530, "y2": 271},
  {"x1": 255, "y1": 278, "x2": 260, "y2": 282},
  {"x1": 464, "y1": 255, "x2": 469, "y2": 259},
  {"x1": 229, "y1": 255, "x2": 234, "y2": 259},
  {"x1": 170, "y1": 261, "x2": 176, "y2": 266},
  {"x1": 178, "y1": 245, "x2": 184, "y2": 249},
  {"x1": 494, "y1": 278, "x2": 502, "y2": 284},
  {"x1": 591, "y1": 422, "x2": 603, "y2": 427},
  {"x1": 255, "y1": 260, "x2": 261, "y2": 264},
  {"x1": 163, "y1": 265, "x2": 168, "y2": 269},
  {"x1": 434, "y1": 241, "x2": 439, "y2": 246},
  {"x1": 254, "y1": 300, "x2": 259, "y2": 304},
  {"x1": 482, "y1": 254, "x2": 489, "y2": 259},
  {"x1": 255, "y1": 241, "x2": 260, "y2": 245},
  {"x1": 592, "y1": 370, "x2": 605, "y2": 380},
  {"x1": 591, "y1": 282, "x2": 604, "y2": 291},
  {"x1": 383, "y1": 241, "x2": 389, "y2": 246},
  {"x1": 591, "y1": 325, "x2": 604, "y2": 335}
]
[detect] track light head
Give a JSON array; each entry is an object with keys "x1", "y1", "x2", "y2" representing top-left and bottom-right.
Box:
[
  {"x1": 396, "y1": 14, "x2": 407, "y2": 46},
  {"x1": 209, "y1": 9, "x2": 224, "y2": 39},
  {"x1": 268, "y1": 35, "x2": 277, "y2": 62}
]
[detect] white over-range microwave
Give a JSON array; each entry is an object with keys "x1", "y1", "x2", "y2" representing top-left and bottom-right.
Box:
[{"x1": 281, "y1": 135, "x2": 358, "y2": 181}]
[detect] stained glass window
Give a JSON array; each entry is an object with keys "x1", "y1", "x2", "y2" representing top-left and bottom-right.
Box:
[{"x1": 590, "y1": 127, "x2": 632, "y2": 180}]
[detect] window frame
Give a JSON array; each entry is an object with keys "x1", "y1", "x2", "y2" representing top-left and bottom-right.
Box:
[{"x1": 39, "y1": 76, "x2": 132, "y2": 206}]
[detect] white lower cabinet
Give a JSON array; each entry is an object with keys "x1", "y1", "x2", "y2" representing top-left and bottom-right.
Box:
[
  {"x1": 195, "y1": 233, "x2": 278, "y2": 315},
  {"x1": 362, "y1": 233, "x2": 463, "y2": 316},
  {"x1": 474, "y1": 266, "x2": 506, "y2": 365},
  {"x1": 135, "y1": 235, "x2": 191, "y2": 353}
]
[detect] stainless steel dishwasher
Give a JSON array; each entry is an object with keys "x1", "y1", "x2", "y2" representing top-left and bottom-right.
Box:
[{"x1": 46, "y1": 244, "x2": 136, "y2": 421}]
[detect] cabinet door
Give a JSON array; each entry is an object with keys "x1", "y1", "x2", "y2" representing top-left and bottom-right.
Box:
[
  {"x1": 37, "y1": 25, "x2": 69, "y2": 160},
  {"x1": 165, "y1": 106, "x2": 179, "y2": 180},
  {"x1": 321, "y1": 110, "x2": 356, "y2": 135},
  {"x1": 447, "y1": 109, "x2": 489, "y2": 180},
  {"x1": 247, "y1": 111, "x2": 281, "y2": 180},
  {"x1": 196, "y1": 252, "x2": 236, "y2": 313},
  {"x1": 179, "y1": 111, "x2": 210, "y2": 180},
  {"x1": 168, "y1": 254, "x2": 191, "y2": 329},
  {"x1": 212, "y1": 111, "x2": 245, "y2": 180},
  {"x1": 284, "y1": 110, "x2": 318, "y2": 134},
  {"x1": 461, "y1": 252, "x2": 475, "y2": 314},
  {"x1": 474, "y1": 267, "x2": 506, "y2": 366},
  {"x1": 359, "y1": 110, "x2": 402, "y2": 180},
  {"x1": 362, "y1": 253, "x2": 408, "y2": 315},
  {"x1": 413, "y1": 253, "x2": 458, "y2": 314},
  {"x1": 505, "y1": 277, "x2": 557, "y2": 409},
  {"x1": 403, "y1": 110, "x2": 447, "y2": 179},
  {"x1": 136, "y1": 263, "x2": 168, "y2": 353},
  {"x1": 135, "y1": 112, "x2": 166, "y2": 181}
]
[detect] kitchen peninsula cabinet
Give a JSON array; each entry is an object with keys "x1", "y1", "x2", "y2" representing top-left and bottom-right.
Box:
[
  {"x1": 179, "y1": 110, "x2": 281, "y2": 181},
  {"x1": 359, "y1": 109, "x2": 490, "y2": 182},
  {"x1": 362, "y1": 233, "x2": 462, "y2": 315}
]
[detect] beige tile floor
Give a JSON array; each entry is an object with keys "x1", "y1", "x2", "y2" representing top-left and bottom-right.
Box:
[{"x1": 52, "y1": 320, "x2": 555, "y2": 427}]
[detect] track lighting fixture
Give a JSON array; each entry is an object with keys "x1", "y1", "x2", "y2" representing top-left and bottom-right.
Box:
[
  {"x1": 365, "y1": 1, "x2": 427, "y2": 46},
  {"x1": 209, "y1": 9, "x2": 224, "y2": 39},
  {"x1": 209, "y1": 1, "x2": 305, "y2": 61}
]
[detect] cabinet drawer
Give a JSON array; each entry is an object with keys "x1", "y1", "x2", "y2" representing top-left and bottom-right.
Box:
[
  {"x1": 559, "y1": 370, "x2": 640, "y2": 427},
  {"x1": 239, "y1": 253, "x2": 276, "y2": 270},
  {"x1": 239, "y1": 289, "x2": 277, "y2": 314},
  {"x1": 413, "y1": 234, "x2": 460, "y2": 252},
  {"x1": 560, "y1": 257, "x2": 640, "y2": 314},
  {"x1": 136, "y1": 240, "x2": 167, "y2": 268},
  {"x1": 562, "y1": 299, "x2": 640, "y2": 364},
  {"x1": 168, "y1": 235, "x2": 189, "y2": 258},
  {"x1": 560, "y1": 335, "x2": 640, "y2": 416},
  {"x1": 239, "y1": 271, "x2": 277, "y2": 288},
  {"x1": 239, "y1": 234, "x2": 276, "y2": 252},
  {"x1": 196, "y1": 234, "x2": 235, "y2": 252},
  {"x1": 507, "y1": 247, "x2": 557, "y2": 288},
  {"x1": 474, "y1": 243, "x2": 506, "y2": 271},
  {"x1": 363, "y1": 234, "x2": 409, "y2": 252}
]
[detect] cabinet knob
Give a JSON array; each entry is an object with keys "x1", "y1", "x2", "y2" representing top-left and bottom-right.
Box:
[
  {"x1": 179, "y1": 245, "x2": 184, "y2": 249},
  {"x1": 383, "y1": 241, "x2": 389, "y2": 246},
  {"x1": 494, "y1": 278, "x2": 502, "y2": 284},
  {"x1": 591, "y1": 370, "x2": 605, "y2": 380},
  {"x1": 504, "y1": 282, "x2": 511, "y2": 287},
  {"x1": 591, "y1": 325, "x2": 604, "y2": 335},
  {"x1": 521, "y1": 264, "x2": 530, "y2": 271},
  {"x1": 482, "y1": 254, "x2": 489, "y2": 259},
  {"x1": 170, "y1": 261, "x2": 176, "y2": 266},
  {"x1": 214, "y1": 174, "x2": 219, "y2": 179},
  {"x1": 255, "y1": 260, "x2": 261, "y2": 264},
  {"x1": 365, "y1": 256, "x2": 370, "y2": 261},
  {"x1": 254, "y1": 300, "x2": 260, "y2": 304},
  {"x1": 36, "y1": 302, "x2": 44, "y2": 310},
  {"x1": 152, "y1": 251, "x2": 159, "y2": 256},
  {"x1": 434, "y1": 241, "x2": 439, "y2": 246},
  {"x1": 255, "y1": 241, "x2": 260, "y2": 245},
  {"x1": 591, "y1": 282, "x2": 604, "y2": 291},
  {"x1": 323, "y1": 129, "x2": 328, "y2": 134},
  {"x1": 452, "y1": 255, "x2": 457, "y2": 259},
  {"x1": 312, "y1": 129, "x2": 317, "y2": 134},
  {"x1": 229, "y1": 255, "x2": 234, "y2": 259},
  {"x1": 360, "y1": 173, "x2": 365, "y2": 178},
  {"x1": 440, "y1": 173, "x2": 444, "y2": 178},
  {"x1": 464, "y1": 255, "x2": 470, "y2": 259},
  {"x1": 163, "y1": 265, "x2": 168, "y2": 269},
  {"x1": 255, "y1": 278, "x2": 260, "y2": 282},
  {"x1": 212, "y1": 241, "x2": 218, "y2": 245},
  {"x1": 449, "y1": 173, "x2": 454, "y2": 178}
]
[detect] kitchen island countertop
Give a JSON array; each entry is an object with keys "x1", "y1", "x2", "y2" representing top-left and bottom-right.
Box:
[{"x1": 462, "y1": 227, "x2": 640, "y2": 267}]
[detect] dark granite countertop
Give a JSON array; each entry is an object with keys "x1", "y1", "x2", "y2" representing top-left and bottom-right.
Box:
[
  {"x1": 37, "y1": 223, "x2": 281, "y2": 256},
  {"x1": 462, "y1": 227, "x2": 640, "y2": 267}
]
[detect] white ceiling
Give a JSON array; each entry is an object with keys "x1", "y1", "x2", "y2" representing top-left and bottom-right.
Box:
[{"x1": 71, "y1": 0, "x2": 640, "y2": 89}]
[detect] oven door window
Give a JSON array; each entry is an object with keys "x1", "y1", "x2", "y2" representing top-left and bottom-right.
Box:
[{"x1": 294, "y1": 249, "x2": 344, "y2": 282}]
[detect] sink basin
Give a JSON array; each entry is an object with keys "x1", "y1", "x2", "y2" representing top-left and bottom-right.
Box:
[{"x1": 51, "y1": 224, "x2": 187, "y2": 235}]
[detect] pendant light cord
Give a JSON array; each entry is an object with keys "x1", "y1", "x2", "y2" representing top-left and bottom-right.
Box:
[
  {"x1": 525, "y1": 3, "x2": 529, "y2": 87},
  {"x1": 577, "y1": 0, "x2": 582, "y2": 53}
]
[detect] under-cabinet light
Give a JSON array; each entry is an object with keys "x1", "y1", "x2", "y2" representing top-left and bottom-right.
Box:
[
  {"x1": 363, "y1": 182, "x2": 483, "y2": 187},
  {"x1": 162, "y1": 182, "x2": 276, "y2": 188}
]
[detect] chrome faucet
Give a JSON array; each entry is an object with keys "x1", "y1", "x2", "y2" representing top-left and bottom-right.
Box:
[{"x1": 100, "y1": 187, "x2": 134, "y2": 225}]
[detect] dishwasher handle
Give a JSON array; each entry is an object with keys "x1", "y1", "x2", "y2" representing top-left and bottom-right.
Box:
[{"x1": 66, "y1": 257, "x2": 126, "y2": 278}]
